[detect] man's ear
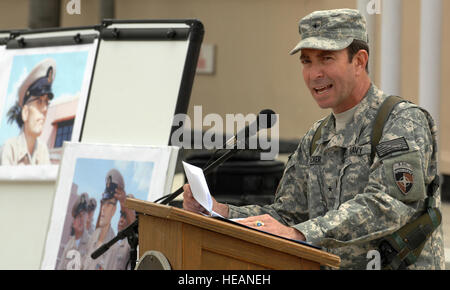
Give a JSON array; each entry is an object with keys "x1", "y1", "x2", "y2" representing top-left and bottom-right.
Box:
[
  {"x1": 21, "y1": 105, "x2": 29, "y2": 123},
  {"x1": 354, "y1": 49, "x2": 369, "y2": 74}
]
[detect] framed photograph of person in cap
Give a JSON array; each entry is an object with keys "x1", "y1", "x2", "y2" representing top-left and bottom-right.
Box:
[
  {"x1": 41, "y1": 142, "x2": 179, "y2": 270},
  {"x1": 0, "y1": 33, "x2": 98, "y2": 180}
]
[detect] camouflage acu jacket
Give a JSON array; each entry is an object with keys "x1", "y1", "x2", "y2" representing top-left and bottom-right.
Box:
[{"x1": 228, "y1": 84, "x2": 445, "y2": 270}]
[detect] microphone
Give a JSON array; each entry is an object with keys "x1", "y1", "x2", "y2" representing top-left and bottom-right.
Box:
[{"x1": 224, "y1": 109, "x2": 277, "y2": 149}]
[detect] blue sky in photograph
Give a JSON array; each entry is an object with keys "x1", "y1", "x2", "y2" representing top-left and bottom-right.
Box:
[
  {"x1": 72, "y1": 158, "x2": 154, "y2": 236},
  {"x1": 0, "y1": 50, "x2": 89, "y2": 145}
]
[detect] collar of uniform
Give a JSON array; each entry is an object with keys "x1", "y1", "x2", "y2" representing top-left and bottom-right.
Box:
[
  {"x1": 350, "y1": 83, "x2": 386, "y2": 143},
  {"x1": 353, "y1": 83, "x2": 385, "y2": 122},
  {"x1": 316, "y1": 83, "x2": 381, "y2": 148}
]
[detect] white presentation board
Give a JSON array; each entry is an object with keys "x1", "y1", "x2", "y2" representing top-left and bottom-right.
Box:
[{"x1": 80, "y1": 20, "x2": 204, "y2": 146}]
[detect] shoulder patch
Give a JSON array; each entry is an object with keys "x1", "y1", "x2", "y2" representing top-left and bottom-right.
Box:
[
  {"x1": 383, "y1": 151, "x2": 426, "y2": 203},
  {"x1": 376, "y1": 137, "x2": 409, "y2": 158},
  {"x1": 393, "y1": 162, "x2": 414, "y2": 195}
]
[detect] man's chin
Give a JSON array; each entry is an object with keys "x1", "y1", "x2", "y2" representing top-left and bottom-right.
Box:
[
  {"x1": 29, "y1": 128, "x2": 44, "y2": 138},
  {"x1": 311, "y1": 93, "x2": 333, "y2": 109},
  {"x1": 315, "y1": 99, "x2": 335, "y2": 110}
]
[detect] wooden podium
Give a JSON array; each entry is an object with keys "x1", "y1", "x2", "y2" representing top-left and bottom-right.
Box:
[{"x1": 126, "y1": 198, "x2": 340, "y2": 270}]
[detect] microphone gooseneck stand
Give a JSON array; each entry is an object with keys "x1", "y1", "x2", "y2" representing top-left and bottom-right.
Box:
[
  {"x1": 90, "y1": 109, "x2": 277, "y2": 269},
  {"x1": 90, "y1": 218, "x2": 138, "y2": 270}
]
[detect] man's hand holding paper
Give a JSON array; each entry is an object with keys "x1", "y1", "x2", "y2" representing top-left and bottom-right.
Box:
[{"x1": 182, "y1": 162, "x2": 225, "y2": 218}]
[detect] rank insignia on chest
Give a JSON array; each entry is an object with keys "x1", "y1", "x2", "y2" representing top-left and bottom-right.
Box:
[
  {"x1": 309, "y1": 156, "x2": 322, "y2": 165},
  {"x1": 393, "y1": 162, "x2": 414, "y2": 195}
]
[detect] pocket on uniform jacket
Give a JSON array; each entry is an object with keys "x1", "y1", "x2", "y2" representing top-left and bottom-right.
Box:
[{"x1": 382, "y1": 150, "x2": 426, "y2": 203}]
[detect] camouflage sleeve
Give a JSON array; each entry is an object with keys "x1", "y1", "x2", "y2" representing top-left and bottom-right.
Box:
[
  {"x1": 293, "y1": 104, "x2": 436, "y2": 248},
  {"x1": 227, "y1": 130, "x2": 312, "y2": 225}
]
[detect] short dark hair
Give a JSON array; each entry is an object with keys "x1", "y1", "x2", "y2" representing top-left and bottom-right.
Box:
[
  {"x1": 346, "y1": 39, "x2": 369, "y2": 73},
  {"x1": 6, "y1": 103, "x2": 24, "y2": 128}
]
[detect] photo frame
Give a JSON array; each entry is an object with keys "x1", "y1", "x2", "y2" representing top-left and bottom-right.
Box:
[
  {"x1": 0, "y1": 27, "x2": 99, "y2": 180},
  {"x1": 41, "y1": 142, "x2": 179, "y2": 270}
]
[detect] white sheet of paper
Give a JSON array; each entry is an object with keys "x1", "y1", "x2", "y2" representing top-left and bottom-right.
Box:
[{"x1": 182, "y1": 161, "x2": 223, "y2": 217}]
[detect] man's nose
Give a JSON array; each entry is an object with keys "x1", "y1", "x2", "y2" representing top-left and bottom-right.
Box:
[
  {"x1": 40, "y1": 95, "x2": 50, "y2": 113},
  {"x1": 309, "y1": 63, "x2": 325, "y2": 80}
]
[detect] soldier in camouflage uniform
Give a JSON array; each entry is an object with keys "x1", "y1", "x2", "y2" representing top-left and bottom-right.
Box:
[{"x1": 183, "y1": 8, "x2": 444, "y2": 269}]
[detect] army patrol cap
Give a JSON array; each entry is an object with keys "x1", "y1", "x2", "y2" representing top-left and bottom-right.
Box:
[
  {"x1": 102, "y1": 168, "x2": 124, "y2": 201},
  {"x1": 72, "y1": 193, "x2": 88, "y2": 218},
  {"x1": 18, "y1": 58, "x2": 56, "y2": 107},
  {"x1": 289, "y1": 8, "x2": 368, "y2": 55}
]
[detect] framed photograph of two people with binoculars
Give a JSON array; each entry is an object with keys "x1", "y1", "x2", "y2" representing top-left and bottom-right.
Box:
[{"x1": 41, "y1": 142, "x2": 179, "y2": 270}]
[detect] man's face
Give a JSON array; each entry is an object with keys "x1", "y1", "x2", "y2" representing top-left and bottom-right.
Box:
[
  {"x1": 99, "y1": 199, "x2": 117, "y2": 228},
  {"x1": 73, "y1": 212, "x2": 87, "y2": 238},
  {"x1": 22, "y1": 95, "x2": 50, "y2": 137},
  {"x1": 300, "y1": 48, "x2": 357, "y2": 113}
]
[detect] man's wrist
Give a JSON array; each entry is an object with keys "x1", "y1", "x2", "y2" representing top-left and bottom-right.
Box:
[
  {"x1": 213, "y1": 201, "x2": 229, "y2": 218},
  {"x1": 291, "y1": 227, "x2": 306, "y2": 241}
]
